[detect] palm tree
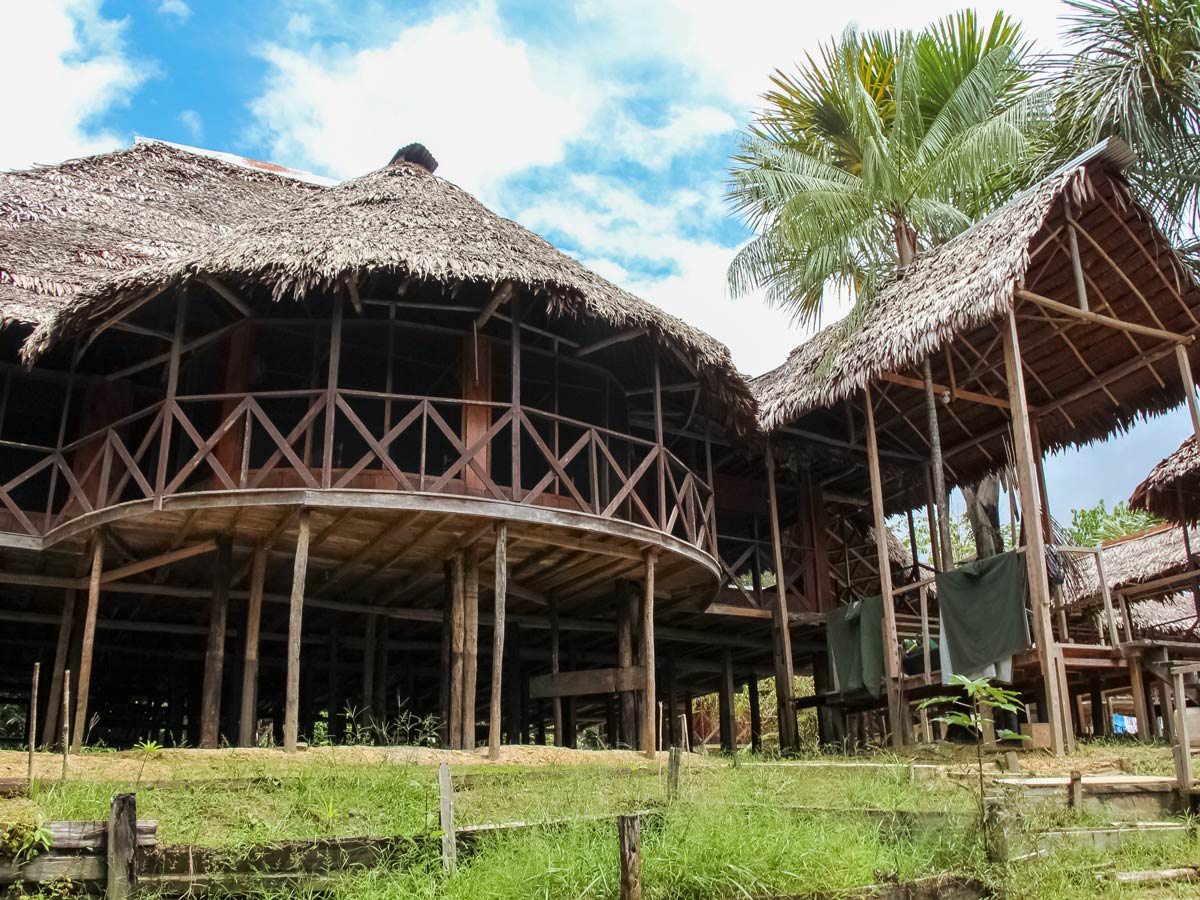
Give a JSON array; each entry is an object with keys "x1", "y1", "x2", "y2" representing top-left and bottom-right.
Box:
[
  {"x1": 728, "y1": 12, "x2": 1035, "y2": 562},
  {"x1": 728, "y1": 11, "x2": 1033, "y2": 327},
  {"x1": 1047, "y1": 0, "x2": 1200, "y2": 259}
]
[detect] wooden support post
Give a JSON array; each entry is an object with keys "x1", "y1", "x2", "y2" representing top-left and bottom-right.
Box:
[
  {"x1": 1090, "y1": 681, "x2": 1107, "y2": 737},
  {"x1": 667, "y1": 745, "x2": 682, "y2": 800},
  {"x1": 322, "y1": 292, "x2": 343, "y2": 489},
  {"x1": 199, "y1": 537, "x2": 233, "y2": 749},
  {"x1": 618, "y1": 814, "x2": 642, "y2": 900},
  {"x1": 489, "y1": 522, "x2": 508, "y2": 760},
  {"x1": 1130, "y1": 657, "x2": 1151, "y2": 743},
  {"x1": 641, "y1": 550, "x2": 657, "y2": 760},
  {"x1": 60, "y1": 671, "x2": 70, "y2": 779},
  {"x1": 284, "y1": 510, "x2": 312, "y2": 752},
  {"x1": 1067, "y1": 221, "x2": 1089, "y2": 311},
  {"x1": 1002, "y1": 311, "x2": 1066, "y2": 756},
  {"x1": 665, "y1": 658, "x2": 677, "y2": 748},
  {"x1": 42, "y1": 590, "x2": 76, "y2": 747},
  {"x1": 683, "y1": 693, "x2": 694, "y2": 751},
  {"x1": 748, "y1": 674, "x2": 762, "y2": 754},
  {"x1": 922, "y1": 358, "x2": 953, "y2": 571},
  {"x1": 155, "y1": 296, "x2": 187, "y2": 508},
  {"x1": 719, "y1": 649, "x2": 736, "y2": 754},
  {"x1": 373, "y1": 616, "x2": 390, "y2": 723},
  {"x1": 462, "y1": 544, "x2": 479, "y2": 750},
  {"x1": 106, "y1": 793, "x2": 137, "y2": 900},
  {"x1": 549, "y1": 593, "x2": 562, "y2": 746},
  {"x1": 362, "y1": 614, "x2": 377, "y2": 720},
  {"x1": 449, "y1": 553, "x2": 464, "y2": 749},
  {"x1": 72, "y1": 535, "x2": 104, "y2": 752},
  {"x1": 438, "y1": 762, "x2": 456, "y2": 872},
  {"x1": 653, "y1": 353, "x2": 666, "y2": 530},
  {"x1": 863, "y1": 385, "x2": 905, "y2": 749},
  {"x1": 1069, "y1": 770, "x2": 1084, "y2": 811},
  {"x1": 27, "y1": 663, "x2": 39, "y2": 782},
  {"x1": 1176, "y1": 345, "x2": 1200, "y2": 441},
  {"x1": 239, "y1": 543, "x2": 267, "y2": 747},
  {"x1": 764, "y1": 442, "x2": 798, "y2": 752},
  {"x1": 616, "y1": 583, "x2": 636, "y2": 748},
  {"x1": 1174, "y1": 670, "x2": 1194, "y2": 790},
  {"x1": 328, "y1": 616, "x2": 340, "y2": 738}
]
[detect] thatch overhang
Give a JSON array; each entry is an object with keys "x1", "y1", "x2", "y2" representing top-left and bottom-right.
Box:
[
  {"x1": 753, "y1": 139, "x2": 1200, "y2": 512},
  {"x1": 12, "y1": 145, "x2": 758, "y2": 437},
  {"x1": 0, "y1": 139, "x2": 321, "y2": 332},
  {"x1": 1129, "y1": 434, "x2": 1200, "y2": 523},
  {"x1": 1067, "y1": 523, "x2": 1194, "y2": 604}
]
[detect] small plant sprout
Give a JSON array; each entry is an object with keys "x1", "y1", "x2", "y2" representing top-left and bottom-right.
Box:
[
  {"x1": 134, "y1": 737, "x2": 163, "y2": 788},
  {"x1": 919, "y1": 674, "x2": 1029, "y2": 834}
]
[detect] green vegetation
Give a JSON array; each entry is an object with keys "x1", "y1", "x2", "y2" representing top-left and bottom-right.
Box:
[{"x1": 1067, "y1": 499, "x2": 1164, "y2": 546}]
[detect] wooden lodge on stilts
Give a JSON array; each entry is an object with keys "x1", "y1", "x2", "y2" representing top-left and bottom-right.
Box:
[{"x1": 4, "y1": 135, "x2": 1200, "y2": 759}]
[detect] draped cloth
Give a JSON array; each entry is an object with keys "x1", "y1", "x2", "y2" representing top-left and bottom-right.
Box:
[{"x1": 935, "y1": 550, "x2": 1032, "y2": 684}]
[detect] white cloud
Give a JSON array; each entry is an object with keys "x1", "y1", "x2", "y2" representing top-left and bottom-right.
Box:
[
  {"x1": 0, "y1": 0, "x2": 146, "y2": 171},
  {"x1": 178, "y1": 109, "x2": 203, "y2": 141},
  {"x1": 156, "y1": 0, "x2": 191, "y2": 23},
  {"x1": 248, "y1": 1, "x2": 600, "y2": 195}
]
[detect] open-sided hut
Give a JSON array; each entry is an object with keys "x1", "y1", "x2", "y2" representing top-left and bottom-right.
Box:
[
  {"x1": 754, "y1": 138, "x2": 1200, "y2": 755},
  {"x1": 0, "y1": 139, "x2": 805, "y2": 756}
]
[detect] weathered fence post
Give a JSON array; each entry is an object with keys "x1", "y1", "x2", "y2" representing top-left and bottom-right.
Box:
[
  {"x1": 28, "y1": 662, "x2": 39, "y2": 783},
  {"x1": 983, "y1": 793, "x2": 1010, "y2": 864},
  {"x1": 1069, "y1": 770, "x2": 1084, "y2": 812},
  {"x1": 1003, "y1": 750, "x2": 1020, "y2": 774},
  {"x1": 667, "y1": 745, "x2": 681, "y2": 801},
  {"x1": 60, "y1": 670, "x2": 70, "y2": 780},
  {"x1": 438, "y1": 762, "x2": 457, "y2": 872},
  {"x1": 618, "y1": 814, "x2": 642, "y2": 900},
  {"x1": 107, "y1": 793, "x2": 138, "y2": 900}
]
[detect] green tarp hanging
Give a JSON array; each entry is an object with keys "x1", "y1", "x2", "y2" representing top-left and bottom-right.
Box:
[
  {"x1": 826, "y1": 595, "x2": 884, "y2": 698},
  {"x1": 935, "y1": 550, "x2": 1032, "y2": 675}
]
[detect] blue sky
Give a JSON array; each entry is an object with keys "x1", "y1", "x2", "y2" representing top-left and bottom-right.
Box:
[{"x1": 3, "y1": 0, "x2": 1195, "y2": 517}]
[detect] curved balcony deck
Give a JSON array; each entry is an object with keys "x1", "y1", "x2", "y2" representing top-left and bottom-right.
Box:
[{"x1": 0, "y1": 388, "x2": 718, "y2": 574}]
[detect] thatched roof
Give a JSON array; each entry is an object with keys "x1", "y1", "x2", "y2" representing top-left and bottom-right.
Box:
[
  {"x1": 1129, "y1": 593, "x2": 1200, "y2": 638},
  {"x1": 4, "y1": 140, "x2": 756, "y2": 433},
  {"x1": 1, "y1": 139, "x2": 320, "y2": 330},
  {"x1": 1130, "y1": 434, "x2": 1200, "y2": 523},
  {"x1": 1067, "y1": 524, "x2": 1194, "y2": 604},
  {"x1": 753, "y1": 140, "x2": 1142, "y2": 431}
]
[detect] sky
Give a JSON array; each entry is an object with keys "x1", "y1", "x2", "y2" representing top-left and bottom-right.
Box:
[{"x1": 2, "y1": 0, "x2": 1194, "y2": 517}]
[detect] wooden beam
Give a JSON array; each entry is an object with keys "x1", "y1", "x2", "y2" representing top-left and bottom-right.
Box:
[
  {"x1": 475, "y1": 281, "x2": 514, "y2": 330},
  {"x1": 1017, "y1": 290, "x2": 1191, "y2": 345},
  {"x1": 488, "y1": 522, "x2": 508, "y2": 760},
  {"x1": 529, "y1": 666, "x2": 646, "y2": 699},
  {"x1": 99, "y1": 540, "x2": 218, "y2": 585},
  {"x1": 238, "y1": 543, "x2": 267, "y2": 747},
  {"x1": 880, "y1": 371, "x2": 1009, "y2": 409},
  {"x1": 284, "y1": 510, "x2": 312, "y2": 752},
  {"x1": 575, "y1": 327, "x2": 648, "y2": 358},
  {"x1": 765, "y1": 442, "x2": 798, "y2": 752},
  {"x1": 1176, "y1": 345, "x2": 1200, "y2": 441},
  {"x1": 202, "y1": 276, "x2": 252, "y2": 317},
  {"x1": 1066, "y1": 221, "x2": 1089, "y2": 311},
  {"x1": 71, "y1": 534, "x2": 104, "y2": 752},
  {"x1": 198, "y1": 537, "x2": 232, "y2": 749}
]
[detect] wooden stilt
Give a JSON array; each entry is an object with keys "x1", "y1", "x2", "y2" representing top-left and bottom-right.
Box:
[
  {"x1": 462, "y1": 544, "x2": 479, "y2": 750},
  {"x1": 284, "y1": 510, "x2": 312, "y2": 752},
  {"x1": 42, "y1": 589, "x2": 77, "y2": 747},
  {"x1": 449, "y1": 553, "x2": 465, "y2": 748},
  {"x1": 748, "y1": 674, "x2": 762, "y2": 753},
  {"x1": 922, "y1": 358, "x2": 954, "y2": 571},
  {"x1": 373, "y1": 616, "x2": 390, "y2": 723},
  {"x1": 719, "y1": 650, "x2": 736, "y2": 754},
  {"x1": 549, "y1": 593, "x2": 563, "y2": 747},
  {"x1": 328, "y1": 616, "x2": 340, "y2": 739},
  {"x1": 616, "y1": 583, "x2": 635, "y2": 748},
  {"x1": 362, "y1": 615, "x2": 377, "y2": 723},
  {"x1": 1129, "y1": 657, "x2": 1151, "y2": 743},
  {"x1": 199, "y1": 537, "x2": 233, "y2": 748},
  {"x1": 71, "y1": 534, "x2": 104, "y2": 752},
  {"x1": 439, "y1": 565, "x2": 451, "y2": 747},
  {"x1": 665, "y1": 658, "x2": 677, "y2": 748},
  {"x1": 238, "y1": 543, "x2": 267, "y2": 747},
  {"x1": 641, "y1": 550, "x2": 657, "y2": 760},
  {"x1": 764, "y1": 442, "x2": 798, "y2": 751},
  {"x1": 1002, "y1": 310, "x2": 1067, "y2": 756},
  {"x1": 863, "y1": 385, "x2": 905, "y2": 749},
  {"x1": 488, "y1": 523, "x2": 508, "y2": 760}
]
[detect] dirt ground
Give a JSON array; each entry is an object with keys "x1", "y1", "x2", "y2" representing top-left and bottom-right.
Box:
[{"x1": 0, "y1": 743, "x2": 667, "y2": 783}]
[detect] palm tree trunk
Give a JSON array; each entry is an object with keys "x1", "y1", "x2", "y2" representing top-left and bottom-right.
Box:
[{"x1": 963, "y1": 475, "x2": 1004, "y2": 559}]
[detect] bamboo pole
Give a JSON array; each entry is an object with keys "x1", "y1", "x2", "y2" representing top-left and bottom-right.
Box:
[
  {"x1": 922, "y1": 359, "x2": 953, "y2": 571},
  {"x1": 27, "y1": 662, "x2": 39, "y2": 782},
  {"x1": 489, "y1": 523, "x2": 508, "y2": 760},
  {"x1": 284, "y1": 510, "x2": 312, "y2": 752}
]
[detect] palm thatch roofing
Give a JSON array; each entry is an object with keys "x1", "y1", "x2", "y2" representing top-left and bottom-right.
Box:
[
  {"x1": 1129, "y1": 434, "x2": 1200, "y2": 523},
  {"x1": 1067, "y1": 524, "x2": 1194, "y2": 605},
  {"x1": 753, "y1": 139, "x2": 1200, "y2": 508},
  {"x1": 1127, "y1": 593, "x2": 1199, "y2": 638},
  {"x1": 3, "y1": 140, "x2": 757, "y2": 434}
]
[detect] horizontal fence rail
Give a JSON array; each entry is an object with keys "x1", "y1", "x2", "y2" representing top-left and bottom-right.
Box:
[{"x1": 0, "y1": 390, "x2": 717, "y2": 557}]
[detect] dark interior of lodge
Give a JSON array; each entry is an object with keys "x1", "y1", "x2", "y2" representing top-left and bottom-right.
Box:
[{"x1": 2, "y1": 135, "x2": 1200, "y2": 766}]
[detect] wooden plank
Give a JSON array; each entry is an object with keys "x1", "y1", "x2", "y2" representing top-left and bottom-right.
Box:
[
  {"x1": 238, "y1": 543, "x2": 267, "y2": 747},
  {"x1": 199, "y1": 537, "x2": 232, "y2": 749},
  {"x1": 474, "y1": 281, "x2": 514, "y2": 329},
  {"x1": 72, "y1": 535, "x2": 104, "y2": 752},
  {"x1": 529, "y1": 666, "x2": 646, "y2": 699},
  {"x1": 489, "y1": 523, "x2": 508, "y2": 760},
  {"x1": 100, "y1": 540, "x2": 219, "y2": 585},
  {"x1": 284, "y1": 510, "x2": 311, "y2": 752}
]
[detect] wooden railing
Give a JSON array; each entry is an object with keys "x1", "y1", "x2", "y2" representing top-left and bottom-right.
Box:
[{"x1": 0, "y1": 389, "x2": 717, "y2": 557}]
